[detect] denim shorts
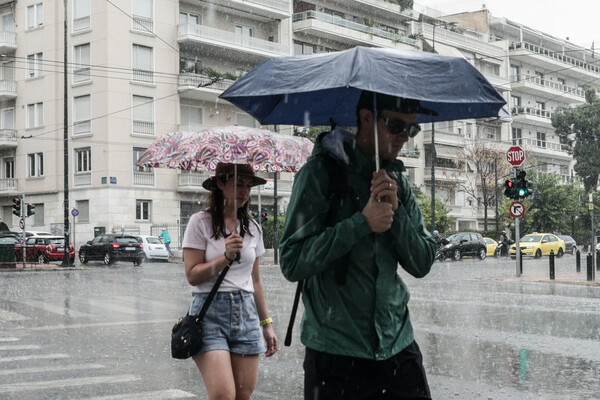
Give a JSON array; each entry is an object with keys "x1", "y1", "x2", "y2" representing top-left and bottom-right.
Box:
[{"x1": 190, "y1": 290, "x2": 266, "y2": 355}]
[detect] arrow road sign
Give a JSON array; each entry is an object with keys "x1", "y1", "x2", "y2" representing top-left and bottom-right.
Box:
[{"x1": 509, "y1": 201, "x2": 526, "y2": 218}]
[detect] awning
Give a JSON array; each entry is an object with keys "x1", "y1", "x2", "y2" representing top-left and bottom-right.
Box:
[
  {"x1": 433, "y1": 144, "x2": 459, "y2": 158},
  {"x1": 424, "y1": 39, "x2": 467, "y2": 60}
]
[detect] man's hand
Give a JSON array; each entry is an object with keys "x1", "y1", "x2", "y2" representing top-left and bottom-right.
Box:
[
  {"x1": 371, "y1": 170, "x2": 398, "y2": 211},
  {"x1": 362, "y1": 196, "x2": 394, "y2": 232}
]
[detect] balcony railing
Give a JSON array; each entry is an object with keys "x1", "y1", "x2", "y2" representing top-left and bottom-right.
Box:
[
  {"x1": 133, "y1": 120, "x2": 155, "y2": 136},
  {"x1": 244, "y1": 0, "x2": 290, "y2": 12},
  {"x1": 132, "y1": 69, "x2": 154, "y2": 83},
  {"x1": 74, "y1": 172, "x2": 91, "y2": 186},
  {"x1": 0, "y1": 80, "x2": 16, "y2": 92},
  {"x1": 293, "y1": 11, "x2": 418, "y2": 47},
  {"x1": 73, "y1": 67, "x2": 90, "y2": 83},
  {"x1": 511, "y1": 106, "x2": 553, "y2": 120},
  {"x1": 399, "y1": 149, "x2": 420, "y2": 158},
  {"x1": 511, "y1": 74, "x2": 585, "y2": 99},
  {"x1": 178, "y1": 23, "x2": 289, "y2": 56},
  {"x1": 178, "y1": 171, "x2": 211, "y2": 188},
  {"x1": 0, "y1": 30, "x2": 16, "y2": 45},
  {"x1": 514, "y1": 137, "x2": 569, "y2": 153},
  {"x1": 178, "y1": 73, "x2": 235, "y2": 92},
  {"x1": 73, "y1": 16, "x2": 90, "y2": 32},
  {"x1": 133, "y1": 171, "x2": 155, "y2": 186},
  {"x1": 132, "y1": 15, "x2": 153, "y2": 33},
  {"x1": 73, "y1": 120, "x2": 91, "y2": 135},
  {"x1": 0, "y1": 128, "x2": 17, "y2": 143},
  {"x1": 0, "y1": 178, "x2": 16, "y2": 190},
  {"x1": 509, "y1": 41, "x2": 600, "y2": 75}
]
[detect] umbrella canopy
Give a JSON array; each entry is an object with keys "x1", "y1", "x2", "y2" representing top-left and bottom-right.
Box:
[
  {"x1": 220, "y1": 46, "x2": 506, "y2": 126},
  {"x1": 136, "y1": 126, "x2": 314, "y2": 173}
]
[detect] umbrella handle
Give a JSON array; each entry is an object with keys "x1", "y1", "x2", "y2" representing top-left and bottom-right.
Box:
[
  {"x1": 373, "y1": 96, "x2": 380, "y2": 172},
  {"x1": 233, "y1": 165, "x2": 237, "y2": 234}
]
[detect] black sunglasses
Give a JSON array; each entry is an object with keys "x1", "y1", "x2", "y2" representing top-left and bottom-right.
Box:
[{"x1": 380, "y1": 117, "x2": 421, "y2": 138}]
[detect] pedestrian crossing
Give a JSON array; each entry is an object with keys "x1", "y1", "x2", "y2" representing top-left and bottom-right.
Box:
[{"x1": 0, "y1": 295, "x2": 197, "y2": 399}]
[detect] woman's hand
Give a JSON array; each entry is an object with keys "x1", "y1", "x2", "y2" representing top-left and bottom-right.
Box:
[
  {"x1": 262, "y1": 325, "x2": 278, "y2": 357},
  {"x1": 224, "y1": 233, "x2": 243, "y2": 261}
]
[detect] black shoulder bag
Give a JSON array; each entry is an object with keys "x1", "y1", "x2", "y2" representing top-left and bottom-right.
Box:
[{"x1": 171, "y1": 228, "x2": 246, "y2": 359}]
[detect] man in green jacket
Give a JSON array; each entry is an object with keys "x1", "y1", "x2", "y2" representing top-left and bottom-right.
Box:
[{"x1": 280, "y1": 91, "x2": 437, "y2": 399}]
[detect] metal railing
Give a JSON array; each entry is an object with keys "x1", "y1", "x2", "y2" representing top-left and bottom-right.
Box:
[
  {"x1": 293, "y1": 11, "x2": 418, "y2": 47},
  {"x1": 511, "y1": 74, "x2": 585, "y2": 98},
  {"x1": 242, "y1": 0, "x2": 290, "y2": 12},
  {"x1": 178, "y1": 171, "x2": 211, "y2": 187},
  {"x1": 132, "y1": 15, "x2": 153, "y2": 33},
  {"x1": 0, "y1": 128, "x2": 17, "y2": 143},
  {"x1": 518, "y1": 137, "x2": 568, "y2": 152},
  {"x1": 73, "y1": 120, "x2": 91, "y2": 135},
  {"x1": 132, "y1": 69, "x2": 154, "y2": 83},
  {"x1": 178, "y1": 23, "x2": 289, "y2": 56},
  {"x1": 133, "y1": 120, "x2": 154, "y2": 136},
  {"x1": 73, "y1": 67, "x2": 90, "y2": 83},
  {"x1": 133, "y1": 171, "x2": 155, "y2": 186},
  {"x1": 178, "y1": 73, "x2": 235, "y2": 91},
  {"x1": 0, "y1": 30, "x2": 16, "y2": 45},
  {"x1": 509, "y1": 41, "x2": 600, "y2": 75},
  {"x1": 511, "y1": 106, "x2": 553, "y2": 120}
]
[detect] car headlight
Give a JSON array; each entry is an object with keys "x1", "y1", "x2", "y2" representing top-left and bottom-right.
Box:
[{"x1": 444, "y1": 244, "x2": 453, "y2": 249}]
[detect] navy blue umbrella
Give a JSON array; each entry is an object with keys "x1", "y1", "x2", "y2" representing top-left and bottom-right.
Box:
[{"x1": 220, "y1": 46, "x2": 506, "y2": 126}]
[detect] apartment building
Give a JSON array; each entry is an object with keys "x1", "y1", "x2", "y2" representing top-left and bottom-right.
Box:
[{"x1": 0, "y1": 0, "x2": 291, "y2": 247}]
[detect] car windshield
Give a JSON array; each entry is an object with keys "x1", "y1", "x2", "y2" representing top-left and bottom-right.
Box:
[
  {"x1": 0, "y1": 237, "x2": 17, "y2": 243},
  {"x1": 445, "y1": 234, "x2": 463, "y2": 243},
  {"x1": 48, "y1": 238, "x2": 65, "y2": 245},
  {"x1": 146, "y1": 237, "x2": 162, "y2": 244},
  {"x1": 116, "y1": 237, "x2": 139, "y2": 245},
  {"x1": 521, "y1": 235, "x2": 542, "y2": 243}
]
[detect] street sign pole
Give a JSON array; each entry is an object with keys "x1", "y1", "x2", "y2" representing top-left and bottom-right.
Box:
[
  {"x1": 590, "y1": 194, "x2": 596, "y2": 281},
  {"x1": 21, "y1": 194, "x2": 25, "y2": 269},
  {"x1": 506, "y1": 147, "x2": 526, "y2": 278},
  {"x1": 515, "y1": 216, "x2": 520, "y2": 277}
]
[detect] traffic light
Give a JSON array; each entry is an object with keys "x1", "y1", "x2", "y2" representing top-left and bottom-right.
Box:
[
  {"x1": 12, "y1": 197, "x2": 21, "y2": 217},
  {"x1": 259, "y1": 208, "x2": 268, "y2": 224},
  {"x1": 27, "y1": 203, "x2": 36, "y2": 217},
  {"x1": 516, "y1": 170, "x2": 533, "y2": 198},
  {"x1": 503, "y1": 179, "x2": 516, "y2": 199}
]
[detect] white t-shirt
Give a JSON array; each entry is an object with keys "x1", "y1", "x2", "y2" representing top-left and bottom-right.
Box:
[{"x1": 182, "y1": 211, "x2": 265, "y2": 294}]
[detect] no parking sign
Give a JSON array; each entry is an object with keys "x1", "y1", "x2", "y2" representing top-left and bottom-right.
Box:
[{"x1": 71, "y1": 208, "x2": 79, "y2": 217}]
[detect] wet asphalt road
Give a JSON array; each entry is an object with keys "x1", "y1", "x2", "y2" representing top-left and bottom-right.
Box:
[{"x1": 0, "y1": 254, "x2": 599, "y2": 399}]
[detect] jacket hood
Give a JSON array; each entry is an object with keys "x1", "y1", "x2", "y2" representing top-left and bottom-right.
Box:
[{"x1": 313, "y1": 128, "x2": 356, "y2": 166}]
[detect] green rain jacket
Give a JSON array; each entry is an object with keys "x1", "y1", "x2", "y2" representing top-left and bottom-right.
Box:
[{"x1": 280, "y1": 129, "x2": 436, "y2": 360}]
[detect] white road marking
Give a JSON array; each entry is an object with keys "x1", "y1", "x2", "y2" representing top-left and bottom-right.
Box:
[
  {"x1": 0, "y1": 308, "x2": 29, "y2": 321},
  {"x1": 0, "y1": 337, "x2": 20, "y2": 342},
  {"x1": 0, "y1": 344, "x2": 39, "y2": 351},
  {"x1": 0, "y1": 363, "x2": 105, "y2": 376},
  {"x1": 0, "y1": 353, "x2": 69, "y2": 363},
  {"x1": 19, "y1": 300, "x2": 93, "y2": 318},
  {"x1": 71, "y1": 389, "x2": 197, "y2": 400},
  {"x1": 6, "y1": 318, "x2": 173, "y2": 332},
  {"x1": 0, "y1": 374, "x2": 140, "y2": 393}
]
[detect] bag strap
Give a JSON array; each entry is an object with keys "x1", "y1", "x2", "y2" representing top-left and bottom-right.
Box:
[
  {"x1": 284, "y1": 282, "x2": 302, "y2": 346},
  {"x1": 193, "y1": 225, "x2": 247, "y2": 319}
]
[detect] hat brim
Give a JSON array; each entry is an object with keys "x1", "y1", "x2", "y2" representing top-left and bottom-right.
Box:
[{"x1": 202, "y1": 173, "x2": 267, "y2": 191}]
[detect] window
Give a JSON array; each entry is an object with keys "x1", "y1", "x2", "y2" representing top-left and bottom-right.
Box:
[
  {"x1": 486, "y1": 126, "x2": 496, "y2": 140},
  {"x1": 0, "y1": 60, "x2": 14, "y2": 81},
  {"x1": 1, "y1": 108, "x2": 14, "y2": 130},
  {"x1": 27, "y1": 53, "x2": 43, "y2": 78},
  {"x1": 557, "y1": 77, "x2": 566, "y2": 87},
  {"x1": 536, "y1": 132, "x2": 546, "y2": 148},
  {"x1": 2, "y1": 157, "x2": 14, "y2": 179},
  {"x1": 293, "y1": 41, "x2": 314, "y2": 55},
  {"x1": 180, "y1": 105, "x2": 203, "y2": 131},
  {"x1": 132, "y1": 0, "x2": 153, "y2": 32},
  {"x1": 75, "y1": 148, "x2": 91, "y2": 173},
  {"x1": 27, "y1": 102, "x2": 43, "y2": 129},
  {"x1": 179, "y1": 11, "x2": 200, "y2": 25},
  {"x1": 73, "y1": 43, "x2": 90, "y2": 83},
  {"x1": 136, "y1": 200, "x2": 151, "y2": 221},
  {"x1": 27, "y1": 152, "x2": 44, "y2": 177},
  {"x1": 73, "y1": 0, "x2": 91, "y2": 31},
  {"x1": 73, "y1": 95, "x2": 91, "y2": 134},
  {"x1": 510, "y1": 64, "x2": 519, "y2": 80},
  {"x1": 180, "y1": 56, "x2": 201, "y2": 73},
  {"x1": 26, "y1": 3, "x2": 44, "y2": 29},
  {"x1": 511, "y1": 95, "x2": 521, "y2": 108},
  {"x1": 512, "y1": 127, "x2": 522, "y2": 145},
  {"x1": 132, "y1": 95, "x2": 154, "y2": 135},
  {"x1": 75, "y1": 200, "x2": 89, "y2": 222},
  {"x1": 535, "y1": 71, "x2": 544, "y2": 84},
  {"x1": 235, "y1": 25, "x2": 253, "y2": 37},
  {"x1": 236, "y1": 113, "x2": 255, "y2": 128},
  {"x1": 1, "y1": 13, "x2": 14, "y2": 32},
  {"x1": 133, "y1": 147, "x2": 150, "y2": 172},
  {"x1": 132, "y1": 44, "x2": 153, "y2": 83},
  {"x1": 32, "y1": 203, "x2": 44, "y2": 227},
  {"x1": 535, "y1": 101, "x2": 545, "y2": 110}
]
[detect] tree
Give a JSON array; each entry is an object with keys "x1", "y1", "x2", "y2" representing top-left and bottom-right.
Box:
[
  {"x1": 457, "y1": 135, "x2": 511, "y2": 232},
  {"x1": 386, "y1": 0, "x2": 414, "y2": 10},
  {"x1": 553, "y1": 87, "x2": 600, "y2": 191},
  {"x1": 293, "y1": 126, "x2": 329, "y2": 142},
  {"x1": 414, "y1": 189, "x2": 454, "y2": 234}
]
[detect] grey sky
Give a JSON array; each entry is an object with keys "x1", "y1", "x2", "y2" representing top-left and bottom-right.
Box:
[{"x1": 414, "y1": 0, "x2": 598, "y2": 49}]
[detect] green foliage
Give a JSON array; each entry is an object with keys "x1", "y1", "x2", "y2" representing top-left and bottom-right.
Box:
[
  {"x1": 293, "y1": 126, "x2": 329, "y2": 142},
  {"x1": 553, "y1": 87, "x2": 600, "y2": 191},
  {"x1": 261, "y1": 214, "x2": 286, "y2": 249},
  {"x1": 384, "y1": 0, "x2": 414, "y2": 10},
  {"x1": 413, "y1": 189, "x2": 454, "y2": 235}
]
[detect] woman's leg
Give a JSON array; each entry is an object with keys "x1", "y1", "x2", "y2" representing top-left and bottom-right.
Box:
[
  {"x1": 194, "y1": 350, "x2": 236, "y2": 400},
  {"x1": 230, "y1": 353, "x2": 259, "y2": 400}
]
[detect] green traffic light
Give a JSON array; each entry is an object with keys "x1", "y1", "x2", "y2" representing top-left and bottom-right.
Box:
[{"x1": 518, "y1": 188, "x2": 527, "y2": 197}]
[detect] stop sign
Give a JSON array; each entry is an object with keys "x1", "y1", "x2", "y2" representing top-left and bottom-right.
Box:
[{"x1": 506, "y1": 146, "x2": 525, "y2": 166}]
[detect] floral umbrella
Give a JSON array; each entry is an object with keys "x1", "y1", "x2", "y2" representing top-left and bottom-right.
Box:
[{"x1": 136, "y1": 125, "x2": 313, "y2": 173}]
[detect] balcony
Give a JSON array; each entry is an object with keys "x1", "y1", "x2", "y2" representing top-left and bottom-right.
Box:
[
  {"x1": 178, "y1": 73, "x2": 235, "y2": 102},
  {"x1": 292, "y1": 11, "x2": 418, "y2": 49},
  {"x1": 178, "y1": 23, "x2": 290, "y2": 60},
  {"x1": 133, "y1": 171, "x2": 155, "y2": 186},
  {"x1": 509, "y1": 42, "x2": 600, "y2": 80},
  {"x1": 420, "y1": 23, "x2": 505, "y2": 59},
  {"x1": 178, "y1": 171, "x2": 211, "y2": 192},
  {"x1": 0, "y1": 30, "x2": 16, "y2": 54},
  {"x1": 178, "y1": 123, "x2": 215, "y2": 132},
  {"x1": 398, "y1": 148, "x2": 421, "y2": 168},
  {"x1": 344, "y1": 0, "x2": 419, "y2": 18},
  {"x1": 0, "y1": 177, "x2": 17, "y2": 193},
  {"x1": 0, "y1": 129, "x2": 17, "y2": 148},
  {"x1": 132, "y1": 121, "x2": 155, "y2": 136},
  {"x1": 132, "y1": 15, "x2": 153, "y2": 33},
  {"x1": 511, "y1": 106, "x2": 553, "y2": 126},
  {"x1": 513, "y1": 137, "x2": 571, "y2": 160},
  {"x1": 511, "y1": 74, "x2": 586, "y2": 104},
  {"x1": 221, "y1": 0, "x2": 291, "y2": 19},
  {"x1": 0, "y1": 80, "x2": 16, "y2": 101},
  {"x1": 132, "y1": 69, "x2": 154, "y2": 84},
  {"x1": 74, "y1": 172, "x2": 91, "y2": 186}
]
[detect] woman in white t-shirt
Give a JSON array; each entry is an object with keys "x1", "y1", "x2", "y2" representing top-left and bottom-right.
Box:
[{"x1": 182, "y1": 163, "x2": 278, "y2": 400}]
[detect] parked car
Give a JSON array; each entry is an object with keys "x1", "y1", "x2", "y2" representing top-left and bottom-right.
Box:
[
  {"x1": 483, "y1": 237, "x2": 498, "y2": 257},
  {"x1": 135, "y1": 235, "x2": 169, "y2": 262},
  {"x1": 557, "y1": 235, "x2": 577, "y2": 254},
  {"x1": 79, "y1": 234, "x2": 144, "y2": 266},
  {"x1": 11, "y1": 231, "x2": 53, "y2": 244},
  {"x1": 437, "y1": 232, "x2": 487, "y2": 261},
  {"x1": 509, "y1": 233, "x2": 565, "y2": 258},
  {"x1": 16, "y1": 236, "x2": 75, "y2": 264}
]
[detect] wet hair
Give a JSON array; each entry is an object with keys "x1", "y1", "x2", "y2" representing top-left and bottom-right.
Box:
[{"x1": 207, "y1": 175, "x2": 257, "y2": 239}]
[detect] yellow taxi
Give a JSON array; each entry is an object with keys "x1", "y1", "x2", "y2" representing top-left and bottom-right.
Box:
[
  {"x1": 483, "y1": 237, "x2": 498, "y2": 257},
  {"x1": 509, "y1": 233, "x2": 566, "y2": 258}
]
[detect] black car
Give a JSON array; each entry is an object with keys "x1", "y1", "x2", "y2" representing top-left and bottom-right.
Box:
[
  {"x1": 79, "y1": 234, "x2": 144, "y2": 266},
  {"x1": 557, "y1": 235, "x2": 577, "y2": 254},
  {"x1": 437, "y1": 232, "x2": 487, "y2": 261}
]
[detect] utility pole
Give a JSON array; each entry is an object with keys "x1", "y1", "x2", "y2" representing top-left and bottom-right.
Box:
[
  {"x1": 61, "y1": 0, "x2": 71, "y2": 266},
  {"x1": 430, "y1": 24, "x2": 437, "y2": 233},
  {"x1": 590, "y1": 193, "x2": 596, "y2": 281},
  {"x1": 495, "y1": 153, "x2": 499, "y2": 232}
]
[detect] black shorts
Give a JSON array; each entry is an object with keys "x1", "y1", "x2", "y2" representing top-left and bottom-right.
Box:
[{"x1": 304, "y1": 341, "x2": 431, "y2": 400}]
